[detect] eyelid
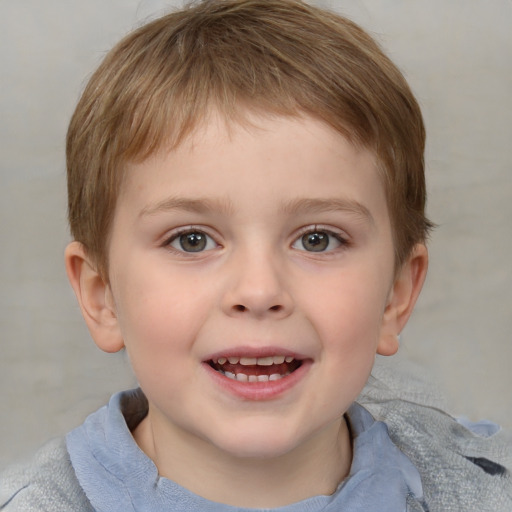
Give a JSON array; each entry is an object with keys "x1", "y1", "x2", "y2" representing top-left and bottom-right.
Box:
[
  {"x1": 163, "y1": 226, "x2": 220, "y2": 254},
  {"x1": 291, "y1": 225, "x2": 350, "y2": 252},
  {"x1": 294, "y1": 224, "x2": 349, "y2": 241}
]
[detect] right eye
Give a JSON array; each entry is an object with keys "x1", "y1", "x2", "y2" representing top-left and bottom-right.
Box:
[{"x1": 167, "y1": 230, "x2": 218, "y2": 253}]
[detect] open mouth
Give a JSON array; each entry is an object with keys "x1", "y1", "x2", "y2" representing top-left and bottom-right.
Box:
[{"x1": 208, "y1": 355, "x2": 303, "y2": 383}]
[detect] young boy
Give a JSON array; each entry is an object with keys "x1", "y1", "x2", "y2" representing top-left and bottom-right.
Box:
[{"x1": 1, "y1": 0, "x2": 511, "y2": 510}]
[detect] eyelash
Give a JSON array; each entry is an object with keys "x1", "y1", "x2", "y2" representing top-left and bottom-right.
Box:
[
  {"x1": 292, "y1": 226, "x2": 349, "y2": 254},
  {"x1": 162, "y1": 225, "x2": 349, "y2": 255},
  {"x1": 163, "y1": 227, "x2": 219, "y2": 255}
]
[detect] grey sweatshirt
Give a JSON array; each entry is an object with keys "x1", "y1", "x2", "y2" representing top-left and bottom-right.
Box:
[{"x1": 1, "y1": 361, "x2": 511, "y2": 511}]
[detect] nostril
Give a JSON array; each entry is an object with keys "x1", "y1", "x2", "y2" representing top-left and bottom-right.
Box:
[{"x1": 231, "y1": 304, "x2": 284, "y2": 314}]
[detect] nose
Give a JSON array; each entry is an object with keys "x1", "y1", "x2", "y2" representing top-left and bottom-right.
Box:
[{"x1": 221, "y1": 246, "x2": 294, "y2": 320}]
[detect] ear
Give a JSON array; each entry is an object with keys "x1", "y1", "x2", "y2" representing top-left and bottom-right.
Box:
[
  {"x1": 65, "y1": 241, "x2": 125, "y2": 353},
  {"x1": 377, "y1": 244, "x2": 428, "y2": 356}
]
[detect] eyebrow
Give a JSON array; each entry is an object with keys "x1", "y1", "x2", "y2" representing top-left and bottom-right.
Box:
[
  {"x1": 280, "y1": 197, "x2": 374, "y2": 225},
  {"x1": 139, "y1": 196, "x2": 234, "y2": 218},
  {"x1": 139, "y1": 195, "x2": 374, "y2": 225}
]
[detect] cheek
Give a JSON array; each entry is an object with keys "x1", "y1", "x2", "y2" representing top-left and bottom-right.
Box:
[
  {"x1": 111, "y1": 268, "x2": 211, "y2": 371},
  {"x1": 314, "y1": 283, "x2": 384, "y2": 405},
  {"x1": 302, "y1": 271, "x2": 388, "y2": 345},
  {"x1": 117, "y1": 290, "x2": 202, "y2": 400}
]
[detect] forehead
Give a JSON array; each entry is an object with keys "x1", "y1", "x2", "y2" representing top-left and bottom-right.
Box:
[{"x1": 117, "y1": 112, "x2": 388, "y2": 225}]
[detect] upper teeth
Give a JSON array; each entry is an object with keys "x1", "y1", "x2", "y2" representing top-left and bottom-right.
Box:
[{"x1": 216, "y1": 355, "x2": 293, "y2": 365}]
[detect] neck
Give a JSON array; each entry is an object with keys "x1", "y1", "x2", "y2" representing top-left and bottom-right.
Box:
[{"x1": 133, "y1": 410, "x2": 352, "y2": 508}]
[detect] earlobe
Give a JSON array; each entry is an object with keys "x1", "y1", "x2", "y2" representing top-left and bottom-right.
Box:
[
  {"x1": 377, "y1": 244, "x2": 428, "y2": 356},
  {"x1": 64, "y1": 241, "x2": 125, "y2": 353}
]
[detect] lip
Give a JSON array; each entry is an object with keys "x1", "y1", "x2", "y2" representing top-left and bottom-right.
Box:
[
  {"x1": 205, "y1": 346, "x2": 308, "y2": 361},
  {"x1": 202, "y1": 350, "x2": 312, "y2": 401}
]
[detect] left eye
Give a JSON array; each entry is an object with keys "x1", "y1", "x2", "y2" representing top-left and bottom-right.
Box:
[
  {"x1": 168, "y1": 230, "x2": 217, "y2": 253},
  {"x1": 292, "y1": 230, "x2": 344, "y2": 252}
]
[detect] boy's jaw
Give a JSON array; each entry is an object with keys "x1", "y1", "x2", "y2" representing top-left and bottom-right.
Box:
[
  {"x1": 202, "y1": 347, "x2": 313, "y2": 401},
  {"x1": 88, "y1": 112, "x2": 409, "y2": 502}
]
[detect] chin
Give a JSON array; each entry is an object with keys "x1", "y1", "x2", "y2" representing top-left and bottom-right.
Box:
[
  {"x1": 217, "y1": 440, "x2": 298, "y2": 461},
  {"x1": 207, "y1": 421, "x2": 306, "y2": 460}
]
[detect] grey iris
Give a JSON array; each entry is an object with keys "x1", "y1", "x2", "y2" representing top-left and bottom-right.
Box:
[
  {"x1": 180, "y1": 232, "x2": 207, "y2": 252},
  {"x1": 302, "y1": 232, "x2": 328, "y2": 252}
]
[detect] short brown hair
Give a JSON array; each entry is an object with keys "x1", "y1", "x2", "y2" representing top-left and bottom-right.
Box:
[{"x1": 67, "y1": 0, "x2": 433, "y2": 278}]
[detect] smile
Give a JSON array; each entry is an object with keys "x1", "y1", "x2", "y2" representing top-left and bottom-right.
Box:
[{"x1": 208, "y1": 355, "x2": 303, "y2": 383}]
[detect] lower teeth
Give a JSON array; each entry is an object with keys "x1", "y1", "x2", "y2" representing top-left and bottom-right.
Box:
[{"x1": 223, "y1": 371, "x2": 289, "y2": 382}]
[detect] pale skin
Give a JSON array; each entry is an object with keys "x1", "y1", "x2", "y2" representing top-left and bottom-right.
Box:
[{"x1": 65, "y1": 112, "x2": 428, "y2": 508}]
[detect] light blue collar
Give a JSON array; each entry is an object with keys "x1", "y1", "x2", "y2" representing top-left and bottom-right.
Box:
[{"x1": 67, "y1": 389, "x2": 424, "y2": 511}]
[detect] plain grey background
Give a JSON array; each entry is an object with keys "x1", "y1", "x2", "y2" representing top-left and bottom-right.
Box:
[{"x1": 1, "y1": 0, "x2": 511, "y2": 468}]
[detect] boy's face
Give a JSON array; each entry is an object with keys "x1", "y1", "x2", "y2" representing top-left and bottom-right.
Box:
[{"x1": 81, "y1": 112, "x2": 424, "y2": 461}]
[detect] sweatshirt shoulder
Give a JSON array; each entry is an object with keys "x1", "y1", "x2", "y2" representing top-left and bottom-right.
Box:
[
  {"x1": 360, "y1": 361, "x2": 512, "y2": 511},
  {"x1": 0, "y1": 438, "x2": 93, "y2": 512}
]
